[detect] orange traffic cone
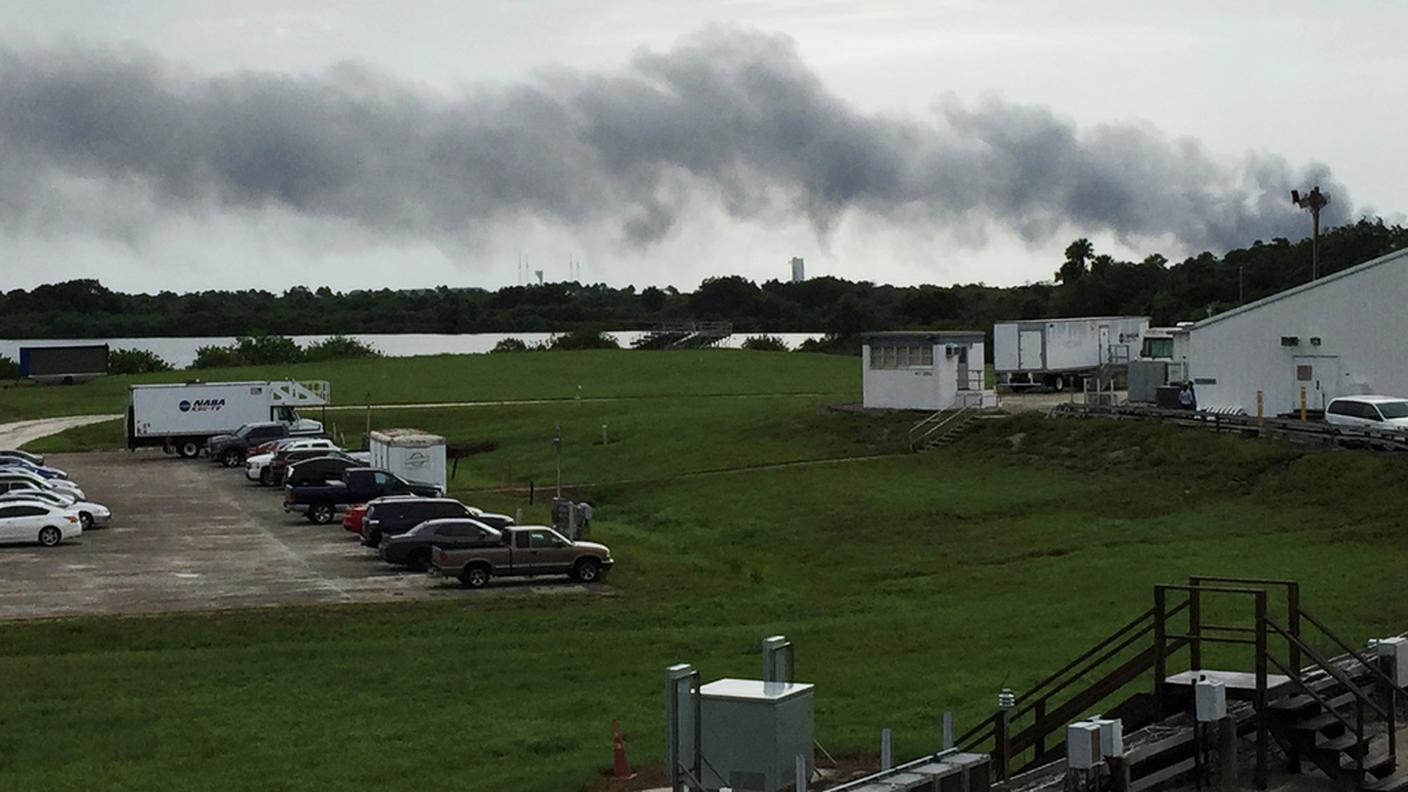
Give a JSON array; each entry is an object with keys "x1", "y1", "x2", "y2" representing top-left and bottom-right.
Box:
[{"x1": 612, "y1": 719, "x2": 636, "y2": 781}]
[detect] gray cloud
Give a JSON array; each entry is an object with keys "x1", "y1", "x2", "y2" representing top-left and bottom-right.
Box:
[{"x1": 0, "y1": 28, "x2": 1352, "y2": 255}]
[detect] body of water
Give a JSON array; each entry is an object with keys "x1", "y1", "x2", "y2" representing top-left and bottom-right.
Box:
[{"x1": 0, "y1": 332, "x2": 825, "y2": 369}]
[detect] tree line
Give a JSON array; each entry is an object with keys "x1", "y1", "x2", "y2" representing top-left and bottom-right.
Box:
[{"x1": 3, "y1": 219, "x2": 1403, "y2": 345}]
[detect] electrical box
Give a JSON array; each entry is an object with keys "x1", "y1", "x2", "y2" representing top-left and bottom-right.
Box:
[
  {"x1": 368, "y1": 429, "x2": 447, "y2": 492},
  {"x1": 1066, "y1": 722, "x2": 1103, "y2": 769},
  {"x1": 1376, "y1": 637, "x2": 1408, "y2": 685},
  {"x1": 699, "y1": 678, "x2": 814, "y2": 792},
  {"x1": 1089, "y1": 718, "x2": 1123, "y2": 758},
  {"x1": 1195, "y1": 679, "x2": 1227, "y2": 722}
]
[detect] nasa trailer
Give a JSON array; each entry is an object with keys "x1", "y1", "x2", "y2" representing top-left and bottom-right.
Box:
[
  {"x1": 993, "y1": 316, "x2": 1149, "y2": 391},
  {"x1": 368, "y1": 429, "x2": 447, "y2": 492},
  {"x1": 125, "y1": 380, "x2": 331, "y2": 458}
]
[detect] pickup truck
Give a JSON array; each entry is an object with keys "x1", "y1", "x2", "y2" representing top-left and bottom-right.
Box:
[
  {"x1": 284, "y1": 468, "x2": 442, "y2": 524},
  {"x1": 429, "y1": 525, "x2": 613, "y2": 588}
]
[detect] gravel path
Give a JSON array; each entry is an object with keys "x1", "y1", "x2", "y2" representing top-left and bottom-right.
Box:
[{"x1": 0, "y1": 414, "x2": 121, "y2": 449}]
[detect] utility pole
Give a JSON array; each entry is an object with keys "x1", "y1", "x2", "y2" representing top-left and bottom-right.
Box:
[
  {"x1": 553, "y1": 423, "x2": 562, "y2": 498},
  {"x1": 1290, "y1": 186, "x2": 1330, "y2": 281},
  {"x1": 1238, "y1": 265, "x2": 1244, "y2": 304}
]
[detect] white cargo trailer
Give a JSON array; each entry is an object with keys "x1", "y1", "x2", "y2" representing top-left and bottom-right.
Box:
[
  {"x1": 993, "y1": 316, "x2": 1149, "y2": 390},
  {"x1": 126, "y1": 380, "x2": 330, "y2": 457},
  {"x1": 368, "y1": 429, "x2": 447, "y2": 491}
]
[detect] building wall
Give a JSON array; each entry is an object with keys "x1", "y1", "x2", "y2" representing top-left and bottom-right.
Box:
[
  {"x1": 862, "y1": 342, "x2": 957, "y2": 410},
  {"x1": 1188, "y1": 256, "x2": 1408, "y2": 413}
]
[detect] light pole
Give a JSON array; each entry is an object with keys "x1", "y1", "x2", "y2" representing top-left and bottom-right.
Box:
[
  {"x1": 1290, "y1": 186, "x2": 1330, "y2": 281},
  {"x1": 553, "y1": 423, "x2": 562, "y2": 498}
]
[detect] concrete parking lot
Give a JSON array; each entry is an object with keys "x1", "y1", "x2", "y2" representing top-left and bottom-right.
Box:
[{"x1": 0, "y1": 451, "x2": 592, "y2": 621}]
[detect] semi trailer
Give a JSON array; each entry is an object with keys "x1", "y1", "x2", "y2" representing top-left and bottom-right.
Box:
[
  {"x1": 993, "y1": 316, "x2": 1149, "y2": 391},
  {"x1": 125, "y1": 380, "x2": 330, "y2": 457}
]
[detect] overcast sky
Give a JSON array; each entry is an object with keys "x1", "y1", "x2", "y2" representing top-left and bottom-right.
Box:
[{"x1": 1, "y1": 1, "x2": 1402, "y2": 294}]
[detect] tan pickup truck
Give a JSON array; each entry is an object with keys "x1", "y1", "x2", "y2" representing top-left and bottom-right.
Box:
[{"x1": 429, "y1": 525, "x2": 614, "y2": 588}]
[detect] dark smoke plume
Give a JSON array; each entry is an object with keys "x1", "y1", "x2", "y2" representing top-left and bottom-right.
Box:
[{"x1": 0, "y1": 29, "x2": 1351, "y2": 251}]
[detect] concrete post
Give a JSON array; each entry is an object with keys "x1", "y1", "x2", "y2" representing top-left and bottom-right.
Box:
[
  {"x1": 881, "y1": 728, "x2": 893, "y2": 771},
  {"x1": 796, "y1": 754, "x2": 808, "y2": 792}
]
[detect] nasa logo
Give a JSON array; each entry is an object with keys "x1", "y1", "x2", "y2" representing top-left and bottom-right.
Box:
[
  {"x1": 406, "y1": 451, "x2": 429, "y2": 469},
  {"x1": 179, "y1": 400, "x2": 192, "y2": 412}
]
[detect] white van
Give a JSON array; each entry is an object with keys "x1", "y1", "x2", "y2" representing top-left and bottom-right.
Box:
[{"x1": 1325, "y1": 395, "x2": 1408, "y2": 429}]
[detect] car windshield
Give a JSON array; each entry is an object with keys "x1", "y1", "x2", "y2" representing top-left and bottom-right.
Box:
[
  {"x1": 1377, "y1": 401, "x2": 1408, "y2": 419},
  {"x1": 235, "y1": 425, "x2": 255, "y2": 438}
]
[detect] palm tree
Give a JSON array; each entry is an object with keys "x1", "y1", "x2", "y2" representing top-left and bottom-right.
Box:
[{"x1": 1057, "y1": 238, "x2": 1095, "y2": 284}]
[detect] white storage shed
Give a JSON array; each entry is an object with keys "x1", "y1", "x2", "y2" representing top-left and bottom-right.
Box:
[
  {"x1": 369, "y1": 429, "x2": 447, "y2": 491},
  {"x1": 993, "y1": 316, "x2": 1149, "y2": 388},
  {"x1": 861, "y1": 331, "x2": 998, "y2": 411},
  {"x1": 1184, "y1": 247, "x2": 1408, "y2": 414}
]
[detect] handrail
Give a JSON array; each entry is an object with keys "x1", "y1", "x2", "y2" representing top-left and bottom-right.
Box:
[
  {"x1": 1013, "y1": 607, "x2": 1156, "y2": 706},
  {"x1": 909, "y1": 404, "x2": 973, "y2": 450},
  {"x1": 1264, "y1": 650, "x2": 1360, "y2": 735},
  {"x1": 955, "y1": 710, "x2": 1000, "y2": 752},
  {"x1": 1299, "y1": 606, "x2": 1408, "y2": 701},
  {"x1": 1265, "y1": 618, "x2": 1387, "y2": 721}
]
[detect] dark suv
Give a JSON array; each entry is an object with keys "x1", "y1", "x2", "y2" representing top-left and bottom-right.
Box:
[
  {"x1": 208, "y1": 422, "x2": 291, "y2": 468},
  {"x1": 362, "y1": 498, "x2": 475, "y2": 547}
]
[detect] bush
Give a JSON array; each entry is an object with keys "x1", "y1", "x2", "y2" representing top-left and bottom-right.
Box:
[
  {"x1": 549, "y1": 329, "x2": 619, "y2": 351},
  {"x1": 304, "y1": 336, "x2": 380, "y2": 361},
  {"x1": 797, "y1": 333, "x2": 860, "y2": 355},
  {"x1": 741, "y1": 335, "x2": 788, "y2": 352},
  {"x1": 191, "y1": 344, "x2": 245, "y2": 369},
  {"x1": 108, "y1": 348, "x2": 174, "y2": 374},
  {"x1": 0, "y1": 355, "x2": 17, "y2": 379},
  {"x1": 491, "y1": 338, "x2": 533, "y2": 353},
  {"x1": 233, "y1": 334, "x2": 303, "y2": 365}
]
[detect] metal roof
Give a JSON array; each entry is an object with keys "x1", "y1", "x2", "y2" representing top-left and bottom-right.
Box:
[
  {"x1": 1193, "y1": 246, "x2": 1408, "y2": 330},
  {"x1": 861, "y1": 330, "x2": 984, "y2": 343},
  {"x1": 995, "y1": 315, "x2": 1148, "y2": 324}
]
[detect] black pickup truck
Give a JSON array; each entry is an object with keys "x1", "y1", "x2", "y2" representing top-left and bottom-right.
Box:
[{"x1": 284, "y1": 468, "x2": 442, "y2": 524}]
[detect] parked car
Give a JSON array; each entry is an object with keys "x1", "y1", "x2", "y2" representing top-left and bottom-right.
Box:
[
  {"x1": 284, "y1": 468, "x2": 442, "y2": 524},
  {"x1": 207, "y1": 422, "x2": 302, "y2": 468},
  {"x1": 429, "y1": 525, "x2": 613, "y2": 588},
  {"x1": 360, "y1": 497, "x2": 507, "y2": 547},
  {"x1": 245, "y1": 438, "x2": 340, "y2": 485},
  {"x1": 0, "y1": 470, "x2": 85, "y2": 500},
  {"x1": 379, "y1": 518, "x2": 504, "y2": 570},
  {"x1": 343, "y1": 503, "x2": 371, "y2": 536},
  {"x1": 1325, "y1": 395, "x2": 1408, "y2": 430},
  {"x1": 0, "y1": 490, "x2": 110, "y2": 530},
  {"x1": 0, "y1": 449, "x2": 45, "y2": 467},
  {"x1": 268, "y1": 449, "x2": 370, "y2": 487},
  {"x1": 0, "y1": 499, "x2": 82, "y2": 547},
  {"x1": 0, "y1": 458, "x2": 69, "y2": 480}
]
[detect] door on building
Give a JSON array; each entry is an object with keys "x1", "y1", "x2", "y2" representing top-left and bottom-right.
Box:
[
  {"x1": 1018, "y1": 328, "x2": 1043, "y2": 369},
  {"x1": 1291, "y1": 355, "x2": 1341, "y2": 412},
  {"x1": 956, "y1": 346, "x2": 970, "y2": 390},
  {"x1": 1098, "y1": 325, "x2": 1111, "y2": 364}
]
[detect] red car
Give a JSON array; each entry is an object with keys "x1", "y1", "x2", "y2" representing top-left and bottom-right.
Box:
[{"x1": 343, "y1": 504, "x2": 368, "y2": 536}]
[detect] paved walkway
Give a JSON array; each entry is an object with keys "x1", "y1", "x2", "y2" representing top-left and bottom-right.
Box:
[{"x1": 0, "y1": 414, "x2": 121, "y2": 449}]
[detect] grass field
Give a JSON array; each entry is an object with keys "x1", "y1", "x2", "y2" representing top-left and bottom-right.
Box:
[
  {"x1": 0, "y1": 349, "x2": 858, "y2": 423},
  {"x1": 4, "y1": 352, "x2": 1408, "y2": 791}
]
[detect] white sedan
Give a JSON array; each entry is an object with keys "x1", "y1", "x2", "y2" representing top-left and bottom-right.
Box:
[
  {"x1": 0, "y1": 499, "x2": 82, "y2": 547},
  {"x1": 0, "y1": 490, "x2": 111, "y2": 530},
  {"x1": 0, "y1": 470, "x2": 85, "y2": 501},
  {"x1": 245, "y1": 438, "x2": 340, "y2": 484}
]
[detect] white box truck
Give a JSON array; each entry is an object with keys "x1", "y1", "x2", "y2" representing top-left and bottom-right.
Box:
[
  {"x1": 126, "y1": 380, "x2": 330, "y2": 457},
  {"x1": 993, "y1": 316, "x2": 1149, "y2": 391},
  {"x1": 369, "y1": 429, "x2": 447, "y2": 492}
]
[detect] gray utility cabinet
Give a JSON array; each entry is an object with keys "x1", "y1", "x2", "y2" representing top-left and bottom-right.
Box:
[{"x1": 699, "y1": 678, "x2": 814, "y2": 792}]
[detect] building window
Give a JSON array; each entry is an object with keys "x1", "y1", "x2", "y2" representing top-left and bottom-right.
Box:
[
  {"x1": 1296, "y1": 365, "x2": 1313, "y2": 381},
  {"x1": 869, "y1": 343, "x2": 933, "y2": 370}
]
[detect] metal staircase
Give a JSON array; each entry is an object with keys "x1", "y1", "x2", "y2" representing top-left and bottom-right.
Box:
[
  {"x1": 908, "y1": 393, "x2": 985, "y2": 451},
  {"x1": 631, "y1": 322, "x2": 734, "y2": 350}
]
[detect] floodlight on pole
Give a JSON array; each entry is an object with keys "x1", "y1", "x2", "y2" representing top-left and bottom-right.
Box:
[{"x1": 1290, "y1": 185, "x2": 1330, "y2": 281}]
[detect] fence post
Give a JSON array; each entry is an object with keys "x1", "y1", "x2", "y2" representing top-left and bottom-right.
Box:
[
  {"x1": 881, "y1": 728, "x2": 893, "y2": 771},
  {"x1": 1189, "y1": 582, "x2": 1203, "y2": 673},
  {"x1": 1217, "y1": 715, "x2": 1238, "y2": 792},
  {"x1": 797, "y1": 754, "x2": 809, "y2": 792},
  {"x1": 1254, "y1": 592, "x2": 1268, "y2": 790},
  {"x1": 994, "y1": 711, "x2": 1008, "y2": 781},
  {"x1": 942, "y1": 711, "x2": 954, "y2": 751},
  {"x1": 1154, "y1": 586, "x2": 1168, "y2": 703},
  {"x1": 1109, "y1": 754, "x2": 1131, "y2": 792}
]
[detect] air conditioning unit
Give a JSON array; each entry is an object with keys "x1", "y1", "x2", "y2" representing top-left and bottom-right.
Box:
[
  {"x1": 1195, "y1": 679, "x2": 1227, "y2": 722},
  {"x1": 1376, "y1": 637, "x2": 1408, "y2": 685},
  {"x1": 1067, "y1": 722, "x2": 1103, "y2": 769},
  {"x1": 1088, "y1": 718, "x2": 1124, "y2": 758}
]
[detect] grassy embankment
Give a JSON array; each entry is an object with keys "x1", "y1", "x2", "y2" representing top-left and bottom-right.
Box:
[{"x1": 4, "y1": 352, "x2": 1408, "y2": 791}]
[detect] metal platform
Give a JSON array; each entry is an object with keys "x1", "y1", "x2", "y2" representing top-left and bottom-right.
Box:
[{"x1": 1164, "y1": 669, "x2": 1293, "y2": 699}]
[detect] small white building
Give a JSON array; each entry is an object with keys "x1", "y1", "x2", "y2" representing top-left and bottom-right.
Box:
[
  {"x1": 1183, "y1": 247, "x2": 1408, "y2": 414},
  {"x1": 861, "y1": 331, "x2": 998, "y2": 411}
]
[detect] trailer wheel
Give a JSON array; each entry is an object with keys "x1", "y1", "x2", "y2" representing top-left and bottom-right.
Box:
[
  {"x1": 177, "y1": 440, "x2": 201, "y2": 459},
  {"x1": 1050, "y1": 375, "x2": 1065, "y2": 392}
]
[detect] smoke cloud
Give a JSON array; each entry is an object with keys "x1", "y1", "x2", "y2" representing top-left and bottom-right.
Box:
[{"x1": 0, "y1": 29, "x2": 1352, "y2": 254}]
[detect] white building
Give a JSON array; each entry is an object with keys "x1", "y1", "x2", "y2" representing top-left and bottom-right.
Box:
[
  {"x1": 1181, "y1": 247, "x2": 1408, "y2": 415},
  {"x1": 861, "y1": 331, "x2": 998, "y2": 411},
  {"x1": 790, "y1": 257, "x2": 805, "y2": 283}
]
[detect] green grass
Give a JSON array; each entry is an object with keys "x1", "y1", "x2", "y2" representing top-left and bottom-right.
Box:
[
  {"x1": 5, "y1": 365, "x2": 1408, "y2": 791},
  {"x1": 0, "y1": 349, "x2": 858, "y2": 423}
]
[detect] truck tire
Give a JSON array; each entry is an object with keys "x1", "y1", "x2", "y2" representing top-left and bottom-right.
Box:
[
  {"x1": 221, "y1": 448, "x2": 243, "y2": 467},
  {"x1": 461, "y1": 564, "x2": 491, "y2": 589},
  {"x1": 572, "y1": 558, "x2": 601, "y2": 583},
  {"x1": 259, "y1": 468, "x2": 274, "y2": 487},
  {"x1": 177, "y1": 440, "x2": 201, "y2": 459},
  {"x1": 309, "y1": 503, "x2": 335, "y2": 525}
]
